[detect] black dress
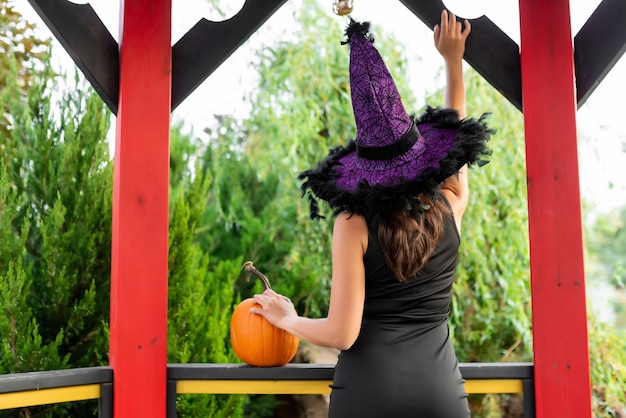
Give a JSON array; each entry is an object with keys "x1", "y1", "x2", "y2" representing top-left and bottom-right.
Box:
[{"x1": 329, "y1": 211, "x2": 470, "y2": 418}]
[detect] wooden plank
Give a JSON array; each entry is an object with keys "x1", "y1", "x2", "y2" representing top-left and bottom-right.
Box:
[
  {"x1": 110, "y1": 0, "x2": 172, "y2": 416},
  {"x1": 171, "y1": 0, "x2": 288, "y2": 110},
  {"x1": 0, "y1": 367, "x2": 112, "y2": 394},
  {"x1": 519, "y1": 0, "x2": 592, "y2": 416},
  {"x1": 27, "y1": 0, "x2": 119, "y2": 113},
  {"x1": 574, "y1": 0, "x2": 626, "y2": 107}
]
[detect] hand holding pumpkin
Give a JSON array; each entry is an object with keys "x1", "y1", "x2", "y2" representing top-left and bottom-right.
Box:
[{"x1": 250, "y1": 289, "x2": 298, "y2": 329}]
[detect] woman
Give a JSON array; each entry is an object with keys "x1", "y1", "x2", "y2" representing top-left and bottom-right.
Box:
[{"x1": 251, "y1": 10, "x2": 492, "y2": 417}]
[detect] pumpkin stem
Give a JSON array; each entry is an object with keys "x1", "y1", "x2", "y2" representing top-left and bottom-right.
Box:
[{"x1": 242, "y1": 261, "x2": 272, "y2": 290}]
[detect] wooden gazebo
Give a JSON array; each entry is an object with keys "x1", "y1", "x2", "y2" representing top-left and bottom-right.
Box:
[{"x1": 8, "y1": 0, "x2": 626, "y2": 416}]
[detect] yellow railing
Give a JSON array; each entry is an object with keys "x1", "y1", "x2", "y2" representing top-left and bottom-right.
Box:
[{"x1": 175, "y1": 378, "x2": 523, "y2": 395}]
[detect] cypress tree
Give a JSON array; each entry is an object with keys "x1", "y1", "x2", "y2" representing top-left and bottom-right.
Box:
[
  {"x1": 167, "y1": 125, "x2": 246, "y2": 417},
  {"x1": 1, "y1": 52, "x2": 113, "y2": 415}
]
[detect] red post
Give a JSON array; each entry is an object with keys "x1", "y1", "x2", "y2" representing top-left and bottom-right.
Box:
[
  {"x1": 519, "y1": 0, "x2": 592, "y2": 416},
  {"x1": 110, "y1": 0, "x2": 172, "y2": 416}
]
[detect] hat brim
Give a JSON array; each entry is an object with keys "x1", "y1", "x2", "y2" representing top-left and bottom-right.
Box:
[{"x1": 298, "y1": 106, "x2": 492, "y2": 219}]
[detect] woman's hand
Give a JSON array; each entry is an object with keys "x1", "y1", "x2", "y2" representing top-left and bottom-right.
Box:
[
  {"x1": 250, "y1": 289, "x2": 298, "y2": 330},
  {"x1": 433, "y1": 9, "x2": 471, "y2": 63},
  {"x1": 433, "y1": 9, "x2": 470, "y2": 117}
]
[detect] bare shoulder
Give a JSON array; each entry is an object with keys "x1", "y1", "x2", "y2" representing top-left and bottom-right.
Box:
[
  {"x1": 333, "y1": 212, "x2": 368, "y2": 254},
  {"x1": 334, "y1": 212, "x2": 368, "y2": 236},
  {"x1": 440, "y1": 169, "x2": 469, "y2": 232}
]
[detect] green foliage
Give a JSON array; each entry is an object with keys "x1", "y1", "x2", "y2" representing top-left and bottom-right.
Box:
[
  {"x1": 0, "y1": 0, "x2": 51, "y2": 142},
  {"x1": 0, "y1": 163, "x2": 69, "y2": 374},
  {"x1": 583, "y1": 194, "x2": 626, "y2": 414},
  {"x1": 0, "y1": 0, "x2": 50, "y2": 85},
  {"x1": 585, "y1": 205, "x2": 626, "y2": 289},
  {"x1": 0, "y1": 57, "x2": 112, "y2": 416},
  {"x1": 445, "y1": 70, "x2": 533, "y2": 365},
  {"x1": 5, "y1": 72, "x2": 113, "y2": 367},
  {"x1": 588, "y1": 314, "x2": 626, "y2": 417},
  {"x1": 167, "y1": 126, "x2": 245, "y2": 416},
  {"x1": 1, "y1": 7, "x2": 111, "y2": 416}
]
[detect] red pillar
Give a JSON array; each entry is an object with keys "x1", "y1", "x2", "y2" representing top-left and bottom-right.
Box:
[
  {"x1": 110, "y1": 0, "x2": 172, "y2": 416},
  {"x1": 519, "y1": 0, "x2": 592, "y2": 416}
]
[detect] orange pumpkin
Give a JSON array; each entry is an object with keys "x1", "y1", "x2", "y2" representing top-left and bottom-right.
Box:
[{"x1": 230, "y1": 262, "x2": 299, "y2": 367}]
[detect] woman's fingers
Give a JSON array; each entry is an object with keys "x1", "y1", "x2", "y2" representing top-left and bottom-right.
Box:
[
  {"x1": 250, "y1": 291, "x2": 297, "y2": 331},
  {"x1": 253, "y1": 291, "x2": 292, "y2": 308},
  {"x1": 441, "y1": 9, "x2": 471, "y2": 38},
  {"x1": 462, "y1": 19, "x2": 471, "y2": 38},
  {"x1": 253, "y1": 294, "x2": 266, "y2": 306},
  {"x1": 448, "y1": 10, "x2": 456, "y2": 31},
  {"x1": 441, "y1": 9, "x2": 448, "y2": 33}
]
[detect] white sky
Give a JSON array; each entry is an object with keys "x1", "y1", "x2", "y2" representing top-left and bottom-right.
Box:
[{"x1": 16, "y1": 0, "x2": 626, "y2": 214}]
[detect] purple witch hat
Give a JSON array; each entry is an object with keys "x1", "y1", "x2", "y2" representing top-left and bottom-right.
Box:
[{"x1": 298, "y1": 20, "x2": 492, "y2": 220}]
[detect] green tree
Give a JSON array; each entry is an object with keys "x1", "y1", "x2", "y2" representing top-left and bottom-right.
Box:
[
  {"x1": 167, "y1": 124, "x2": 246, "y2": 417},
  {"x1": 1, "y1": 4, "x2": 112, "y2": 416},
  {"x1": 0, "y1": 61, "x2": 112, "y2": 416},
  {"x1": 0, "y1": 0, "x2": 49, "y2": 86},
  {"x1": 585, "y1": 205, "x2": 626, "y2": 289},
  {"x1": 1, "y1": 0, "x2": 50, "y2": 142},
  {"x1": 583, "y1": 205, "x2": 626, "y2": 416},
  {"x1": 0, "y1": 161, "x2": 69, "y2": 374},
  {"x1": 588, "y1": 314, "x2": 626, "y2": 417}
]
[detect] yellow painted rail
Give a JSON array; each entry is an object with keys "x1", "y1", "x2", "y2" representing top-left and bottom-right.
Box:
[
  {"x1": 176, "y1": 378, "x2": 524, "y2": 395},
  {"x1": 0, "y1": 384, "x2": 101, "y2": 410}
]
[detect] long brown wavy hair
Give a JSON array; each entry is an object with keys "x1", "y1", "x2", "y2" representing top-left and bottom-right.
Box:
[{"x1": 377, "y1": 192, "x2": 451, "y2": 282}]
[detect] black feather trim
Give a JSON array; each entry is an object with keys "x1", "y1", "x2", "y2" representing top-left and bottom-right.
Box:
[
  {"x1": 341, "y1": 19, "x2": 375, "y2": 45},
  {"x1": 297, "y1": 106, "x2": 494, "y2": 221}
]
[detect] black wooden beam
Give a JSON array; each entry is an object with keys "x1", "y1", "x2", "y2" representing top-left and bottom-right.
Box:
[
  {"x1": 0, "y1": 366, "x2": 112, "y2": 394},
  {"x1": 99, "y1": 382, "x2": 113, "y2": 418},
  {"x1": 167, "y1": 362, "x2": 534, "y2": 380},
  {"x1": 574, "y1": 0, "x2": 626, "y2": 108},
  {"x1": 27, "y1": 0, "x2": 119, "y2": 114},
  {"x1": 171, "y1": 0, "x2": 289, "y2": 111},
  {"x1": 398, "y1": 0, "x2": 522, "y2": 111}
]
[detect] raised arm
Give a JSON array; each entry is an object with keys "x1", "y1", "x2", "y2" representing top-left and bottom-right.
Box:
[
  {"x1": 433, "y1": 9, "x2": 470, "y2": 117},
  {"x1": 433, "y1": 10, "x2": 471, "y2": 230}
]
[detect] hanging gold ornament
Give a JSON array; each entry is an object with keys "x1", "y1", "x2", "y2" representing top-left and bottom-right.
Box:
[{"x1": 333, "y1": 0, "x2": 354, "y2": 16}]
